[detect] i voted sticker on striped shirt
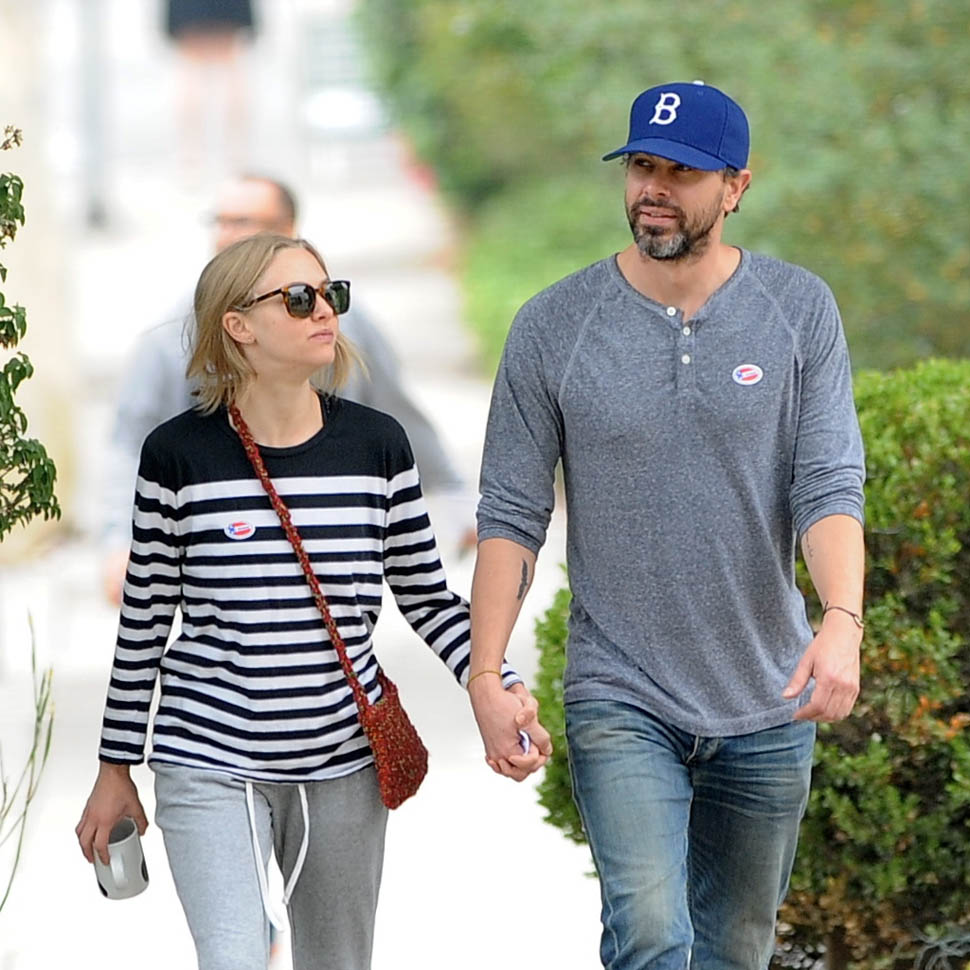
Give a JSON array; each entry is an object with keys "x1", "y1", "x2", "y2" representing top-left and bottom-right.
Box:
[
  {"x1": 224, "y1": 520, "x2": 256, "y2": 540},
  {"x1": 732, "y1": 364, "x2": 764, "y2": 386}
]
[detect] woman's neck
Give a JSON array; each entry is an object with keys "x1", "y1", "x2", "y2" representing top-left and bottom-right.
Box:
[{"x1": 232, "y1": 379, "x2": 323, "y2": 448}]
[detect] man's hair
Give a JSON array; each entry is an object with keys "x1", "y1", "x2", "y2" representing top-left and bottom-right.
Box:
[
  {"x1": 187, "y1": 233, "x2": 358, "y2": 413},
  {"x1": 237, "y1": 173, "x2": 299, "y2": 226}
]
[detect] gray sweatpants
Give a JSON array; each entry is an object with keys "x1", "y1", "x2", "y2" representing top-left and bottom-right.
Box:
[{"x1": 153, "y1": 762, "x2": 388, "y2": 970}]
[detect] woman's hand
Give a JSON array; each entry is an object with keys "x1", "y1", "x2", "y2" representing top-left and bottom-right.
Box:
[
  {"x1": 469, "y1": 678, "x2": 553, "y2": 781},
  {"x1": 75, "y1": 763, "x2": 149, "y2": 865}
]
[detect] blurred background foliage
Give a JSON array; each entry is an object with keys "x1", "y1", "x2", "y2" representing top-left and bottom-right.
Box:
[{"x1": 358, "y1": 0, "x2": 970, "y2": 372}]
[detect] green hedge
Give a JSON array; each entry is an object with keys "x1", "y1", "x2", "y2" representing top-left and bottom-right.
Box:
[{"x1": 532, "y1": 359, "x2": 970, "y2": 967}]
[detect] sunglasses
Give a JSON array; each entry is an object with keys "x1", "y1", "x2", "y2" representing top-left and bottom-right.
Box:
[{"x1": 240, "y1": 280, "x2": 351, "y2": 318}]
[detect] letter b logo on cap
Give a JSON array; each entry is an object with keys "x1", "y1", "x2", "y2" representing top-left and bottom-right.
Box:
[
  {"x1": 649, "y1": 92, "x2": 681, "y2": 126},
  {"x1": 601, "y1": 81, "x2": 750, "y2": 169}
]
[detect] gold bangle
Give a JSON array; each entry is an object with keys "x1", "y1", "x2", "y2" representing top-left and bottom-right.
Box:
[{"x1": 467, "y1": 669, "x2": 502, "y2": 687}]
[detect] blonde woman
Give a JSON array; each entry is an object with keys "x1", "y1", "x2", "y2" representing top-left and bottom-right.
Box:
[{"x1": 77, "y1": 233, "x2": 550, "y2": 970}]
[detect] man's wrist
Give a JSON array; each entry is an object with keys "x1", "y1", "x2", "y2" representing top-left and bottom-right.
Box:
[{"x1": 821, "y1": 602, "x2": 864, "y2": 630}]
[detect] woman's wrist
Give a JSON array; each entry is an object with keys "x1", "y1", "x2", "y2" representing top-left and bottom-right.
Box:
[
  {"x1": 98, "y1": 760, "x2": 134, "y2": 778},
  {"x1": 467, "y1": 668, "x2": 503, "y2": 689}
]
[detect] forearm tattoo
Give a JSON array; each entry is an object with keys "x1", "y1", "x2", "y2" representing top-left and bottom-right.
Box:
[{"x1": 516, "y1": 560, "x2": 530, "y2": 601}]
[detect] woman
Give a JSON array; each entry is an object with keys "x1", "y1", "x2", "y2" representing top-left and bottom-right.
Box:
[{"x1": 77, "y1": 233, "x2": 548, "y2": 970}]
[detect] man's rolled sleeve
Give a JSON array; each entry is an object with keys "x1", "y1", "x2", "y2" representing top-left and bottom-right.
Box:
[
  {"x1": 790, "y1": 289, "x2": 866, "y2": 538},
  {"x1": 477, "y1": 312, "x2": 563, "y2": 556}
]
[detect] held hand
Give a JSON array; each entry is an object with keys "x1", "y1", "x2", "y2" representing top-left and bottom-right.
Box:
[
  {"x1": 76, "y1": 763, "x2": 148, "y2": 865},
  {"x1": 469, "y1": 677, "x2": 552, "y2": 782},
  {"x1": 783, "y1": 612, "x2": 862, "y2": 722},
  {"x1": 504, "y1": 682, "x2": 553, "y2": 776}
]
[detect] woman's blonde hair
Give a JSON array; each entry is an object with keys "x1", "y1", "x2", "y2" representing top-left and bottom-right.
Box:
[{"x1": 187, "y1": 233, "x2": 360, "y2": 413}]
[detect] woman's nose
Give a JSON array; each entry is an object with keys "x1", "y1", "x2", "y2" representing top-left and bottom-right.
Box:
[{"x1": 314, "y1": 293, "x2": 336, "y2": 320}]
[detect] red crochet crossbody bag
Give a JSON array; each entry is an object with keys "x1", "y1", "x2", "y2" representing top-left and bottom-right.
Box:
[{"x1": 230, "y1": 404, "x2": 428, "y2": 809}]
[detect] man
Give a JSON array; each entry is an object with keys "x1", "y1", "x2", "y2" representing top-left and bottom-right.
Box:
[
  {"x1": 101, "y1": 174, "x2": 474, "y2": 602},
  {"x1": 468, "y1": 81, "x2": 865, "y2": 968}
]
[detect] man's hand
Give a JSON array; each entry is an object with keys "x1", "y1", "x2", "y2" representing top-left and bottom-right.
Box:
[
  {"x1": 76, "y1": 763, "x2": 148, "y2": 865},
  {"x1": 783, "y1": 611, "x2": 862, "y2": 722},
  {"x1": 469, "y1": 676, "x2": 552, "y2": 781}
]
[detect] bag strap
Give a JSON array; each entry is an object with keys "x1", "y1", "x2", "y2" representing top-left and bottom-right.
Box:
[{"x1": 228, "y1": 404, "x2": 372, "y2": 714}]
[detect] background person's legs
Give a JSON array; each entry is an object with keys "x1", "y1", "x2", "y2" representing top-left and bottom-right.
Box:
[
  {"x1": 686, "y1": 720, "x2": 816, "y2": 970},
  {"x1": 172, "y1": 30, "x2": 250, "y2": 183},
  {"x1": 566, "y1": 699, "x2": 695, "y2": 970},
  {"x1": 153, "y1": 763, "x2": 273, "y2": 970}
]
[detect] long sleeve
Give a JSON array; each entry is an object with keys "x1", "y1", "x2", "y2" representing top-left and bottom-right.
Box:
[
  {"x1": 477, "y1": 309, "x2": 564, "y2": 554},
  {"x1": 99, "y1": 442, "x2": 183, "y2": 763},
  {"x1": 382, "y1": 455, "x2": 520, "y2": 690},
  {"x1": 789, "y1": 285, "x2": 866, "y2": 537}
]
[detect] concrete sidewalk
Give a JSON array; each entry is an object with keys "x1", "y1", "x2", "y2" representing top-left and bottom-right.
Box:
[{"x1": 0, "y1": 2, "x2": 601, "y2": 967}]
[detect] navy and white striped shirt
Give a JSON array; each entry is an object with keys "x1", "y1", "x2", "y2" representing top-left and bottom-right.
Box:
[{"x1": 99, "y1": 395, "x2": 517, "y2": 782}]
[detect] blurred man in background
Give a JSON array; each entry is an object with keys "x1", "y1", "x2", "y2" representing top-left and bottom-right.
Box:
[{"x1": 100, "y1": 173, "x2": 474, "y2": 603}]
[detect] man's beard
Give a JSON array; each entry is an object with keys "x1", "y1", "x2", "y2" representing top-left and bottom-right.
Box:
[{"x1": 627, "y1": 191, "x2": 725, "y2": 261}]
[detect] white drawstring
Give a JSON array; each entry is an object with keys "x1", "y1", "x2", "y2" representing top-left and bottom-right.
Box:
[
  {"x1": 245, "y1": 781, "x2": 311, "y2": 930},
  {"x1": 282, "y1": 784, "x2": 310, "y2": 907}
]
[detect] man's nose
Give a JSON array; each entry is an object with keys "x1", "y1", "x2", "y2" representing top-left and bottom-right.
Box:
[{"x1": 641, "y1": 173, "x2": 672, "y2": 199}]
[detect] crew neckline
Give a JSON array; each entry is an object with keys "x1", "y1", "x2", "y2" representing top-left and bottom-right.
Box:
[{"x1": 219, "y1": 392, "x2": 338, "y2": 457}]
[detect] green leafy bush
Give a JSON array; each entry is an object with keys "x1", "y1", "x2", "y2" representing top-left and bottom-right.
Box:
[
  {"x1": 0, "y1": 126, "x2": 60, "y2": 539},
  {"x1": 532, "y1": 359, "x2": 970, "y2": 967},
  {"x1": 0, "y1": 126, "x2": 57, "y2": 912},
  {"x1": 533, "y1": 583, "x2": 584, "y2": 845}
]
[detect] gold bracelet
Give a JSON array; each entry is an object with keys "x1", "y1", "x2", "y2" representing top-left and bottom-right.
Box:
[
  {"x1": 822, "y1": 602, "x2": 864, "y2": 629},
  {"x1": 467, "y1": 669, "x2": 502, "y2": 687}
]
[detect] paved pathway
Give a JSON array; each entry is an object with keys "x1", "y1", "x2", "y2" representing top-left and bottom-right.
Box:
[{"x1": 0, "y1": 2, "x2": 601, "y2": 967}]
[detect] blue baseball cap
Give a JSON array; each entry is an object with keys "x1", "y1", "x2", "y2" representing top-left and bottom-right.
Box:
[{"x1": 602, "y1": 81, "x2": 749, "y2": 170}]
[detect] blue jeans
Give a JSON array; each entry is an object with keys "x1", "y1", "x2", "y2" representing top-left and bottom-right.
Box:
[{"x1": 565, "y1": 700, "x2": 815, "y2": 970}]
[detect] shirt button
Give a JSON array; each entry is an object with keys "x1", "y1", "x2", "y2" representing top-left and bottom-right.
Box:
[
  {"x1": 666, "y1": 306, "x2": 677, "y2": 317},
  {"x1": 681, "y1": 354, "x2": 691, "y2": 364},
  {"x1": 682, "y1": 326, "x2": 692, "y2": 336}
]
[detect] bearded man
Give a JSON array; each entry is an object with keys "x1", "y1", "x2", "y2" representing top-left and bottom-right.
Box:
[{"x1": 468, "y1": 81, "x2": 866, "y2": 969}]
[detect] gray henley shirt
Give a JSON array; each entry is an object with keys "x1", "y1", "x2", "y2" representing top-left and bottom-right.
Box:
[{"x1": 477, "y1": 249, "x2": 865, "y2": 737}]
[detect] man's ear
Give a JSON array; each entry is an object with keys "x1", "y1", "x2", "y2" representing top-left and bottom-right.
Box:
[
  {"x1": 223, "y1": 310, "x2": 254, "y2": 345},
  {"x1": 724, "y1": 168, "x2": 752, "y2": 213}
]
